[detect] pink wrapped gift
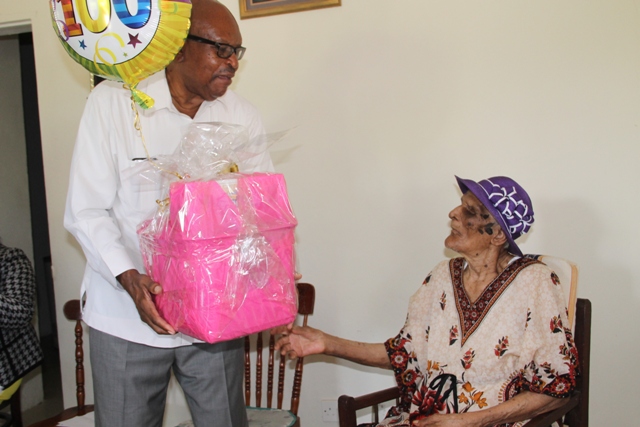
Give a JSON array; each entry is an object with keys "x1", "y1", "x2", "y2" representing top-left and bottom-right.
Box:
[{"x1": 138, "y1": 173, "x2": 298, "y2": 343}]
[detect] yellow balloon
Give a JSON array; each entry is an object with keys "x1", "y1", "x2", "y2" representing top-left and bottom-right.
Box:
[{"x1": 50, "y1": 0, "x2": 192, "y2": 108}]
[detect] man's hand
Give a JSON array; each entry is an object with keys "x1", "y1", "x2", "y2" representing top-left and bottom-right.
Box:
[
  {"x1": 116, "y1": 269, "x2": 175, "y2": 335},
  {"x1": 273, "y1": 325, "x2": 327, "y2": 359}
]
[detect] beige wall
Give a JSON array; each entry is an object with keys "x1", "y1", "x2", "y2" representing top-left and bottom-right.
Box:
[
  {"x1": 0, "y1": 35, "x2": 32, "y2": 259},
  {"x1": 1, "y1": 0, "x2": 638, "y2": 425},
  {"x1": 0, "y1": 34, "x2": 44, "y2": 411}
]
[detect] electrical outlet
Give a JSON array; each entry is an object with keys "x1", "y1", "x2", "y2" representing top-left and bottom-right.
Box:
[{"x1": 322, "y1": 399, "x2": 338, "y2": 422}]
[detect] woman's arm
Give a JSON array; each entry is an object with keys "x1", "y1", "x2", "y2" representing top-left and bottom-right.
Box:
[
  {"x1": 274, "y1": 325, "x2": 391, "y2": 369},
  {"x1": 415, "y1": 391, "x2": 567, "y2": 427}
]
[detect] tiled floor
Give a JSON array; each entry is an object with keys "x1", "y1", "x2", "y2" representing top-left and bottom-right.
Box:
[
  {"x1": 22, "y1": 394, "x2": 63, "y2": 426},
  {"x1": 0, "y1": 371, "x2": 62, "y2": 426},
  {"x1": 22, "y1": 336, "x2": 64, "y2": 426}
]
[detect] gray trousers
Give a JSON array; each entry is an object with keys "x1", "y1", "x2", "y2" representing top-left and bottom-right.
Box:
[{"x1": 89, "y1": 328, "x2": 248, "y2": 427}]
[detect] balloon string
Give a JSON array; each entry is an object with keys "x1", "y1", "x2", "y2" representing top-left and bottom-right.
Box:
[{"x1": 127, "y1": 93, "x2": 184, "y2": 181}]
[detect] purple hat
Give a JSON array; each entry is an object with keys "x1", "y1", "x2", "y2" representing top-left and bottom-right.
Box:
[{"x1": 455, "y1": 176, "x2": 534, "y2": 257}]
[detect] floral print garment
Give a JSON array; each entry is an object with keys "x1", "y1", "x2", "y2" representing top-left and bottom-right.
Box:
[{"x1": 377, "y1": 257, "x2": 578, "y2": 427}]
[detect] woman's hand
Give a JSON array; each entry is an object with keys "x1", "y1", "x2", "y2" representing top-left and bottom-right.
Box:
[
  {"x1": 273, "y1": 325, "x2": 391, "y2": 369},
  {"x1": 273, "y1": 325, "x2": 327, "y2": 359}
]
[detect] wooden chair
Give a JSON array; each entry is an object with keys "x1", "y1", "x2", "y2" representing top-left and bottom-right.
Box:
[
  {"x1": 27, "y1": 300, "x2": 92, "y2": 427},
  {"x1": 0, "y1": 381, "x2": 24, "y2": 427},
  {"x1": 174, "y1": 282, "x2": 315, "y2": 427},
  {"x1": 243, "y1": 282, "x2": 315, "y2": 427},
  {"x1": 338, "y1": 257, "x2": 591, "y2": 427},
  {"x1": 29, "y1": 283, "x2": 314, "y2": 427}
]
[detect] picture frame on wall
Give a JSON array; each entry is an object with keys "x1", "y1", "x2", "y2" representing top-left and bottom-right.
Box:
[{"x1": 239, "y1": 0, "x2": 341, "y2": 19}]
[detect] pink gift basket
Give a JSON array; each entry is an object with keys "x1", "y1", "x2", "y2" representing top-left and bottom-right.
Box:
[{"x1": 137, "y1": 123, "x2": 298, "y2": 343}]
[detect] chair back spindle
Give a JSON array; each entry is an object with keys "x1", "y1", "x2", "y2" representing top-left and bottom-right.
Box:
[
  {"x1": 267, "y1": 336, "x2": 275, "y2": 407},
  {"x1": 255, "y1": 333, "x2": 263, "y2": 406},
  {"x1": 276, "y1": 355, "x2": 286, "y2": 410},
  {"x1": 27, "y1": 299, "x2": 94, "y2": 427},
  {"x1": 244, "y1": 337, "x2": 251, "y2": 404},
  {"x1": 244, "y1": 283, "x2": 315, "y2": 417},
  {"x1": 62, "y1": 300, "x2": 85, "y2": 409}
]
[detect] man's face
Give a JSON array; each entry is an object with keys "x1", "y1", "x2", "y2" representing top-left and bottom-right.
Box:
[{"x1": 178, "y1": 12, "x2": 243, "y2": 101}]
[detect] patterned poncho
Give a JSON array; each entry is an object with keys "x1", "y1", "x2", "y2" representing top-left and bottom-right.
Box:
[{"x1": 377, "y1": 257, "x2": 578, "y2": 427}]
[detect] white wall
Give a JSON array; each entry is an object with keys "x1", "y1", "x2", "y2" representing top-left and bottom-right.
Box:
[{"x1": 1, "y1": 0, "x2": 638, "y2": 426}]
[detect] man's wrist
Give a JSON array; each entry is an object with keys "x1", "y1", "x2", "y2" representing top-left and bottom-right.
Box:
[{"x1": 116, "y1": 269, "x2": 139, "y2": 288}]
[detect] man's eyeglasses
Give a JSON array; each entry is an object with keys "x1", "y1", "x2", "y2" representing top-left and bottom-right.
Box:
[{"x1": 186, "y1": 34, "x2": 246, "y2": 60}]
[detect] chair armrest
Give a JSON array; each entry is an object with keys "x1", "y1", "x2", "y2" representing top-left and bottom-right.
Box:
[
  {"x1": 338, "y1": 389, "x2": 580, "y2": 427},
  {"x1": 524, "y1": 393, "x2": 580, "y2": 427},
  {"x1": 338, "y1": 387, "x2": 400, "y2": 427}
]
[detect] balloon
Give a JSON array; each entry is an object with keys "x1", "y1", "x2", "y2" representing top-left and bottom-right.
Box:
[{"x1": 50, "y1": 0, "x2": 192, "y2": 108}]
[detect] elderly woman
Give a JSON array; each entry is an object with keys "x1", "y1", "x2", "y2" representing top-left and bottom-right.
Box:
[{"x1": 275, "y1": 176, "x2": 578, "y2": 427}]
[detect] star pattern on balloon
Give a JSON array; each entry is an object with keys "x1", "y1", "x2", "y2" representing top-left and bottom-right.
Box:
[
  {"x1": 128, "y1": 33, "x2": 142, "y2": 49},
  {"x1": 79, "y1": 40, "x2": 87, "y2": 50}
]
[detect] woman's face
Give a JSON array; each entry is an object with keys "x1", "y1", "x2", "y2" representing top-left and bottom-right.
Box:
[{"x1": 445, "y1": 192, "x2": 499, "y2": 257}]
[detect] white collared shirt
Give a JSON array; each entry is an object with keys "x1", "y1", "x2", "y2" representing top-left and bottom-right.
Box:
[{"x1": 64, "y1": 70, "x2": 274, "y2": 347}]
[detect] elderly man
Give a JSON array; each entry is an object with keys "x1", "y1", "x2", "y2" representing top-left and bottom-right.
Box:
[{"x1": 64, "y1": 1, "x2": 270, "y2": 426}]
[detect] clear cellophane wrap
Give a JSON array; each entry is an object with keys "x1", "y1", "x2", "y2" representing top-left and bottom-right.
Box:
[{"x1": 137, "y1": 122, "x2": 297, "y2": 343}]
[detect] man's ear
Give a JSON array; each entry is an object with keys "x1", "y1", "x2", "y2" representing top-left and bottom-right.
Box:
[{"x1": 491, "y1": 227, "x2": 508, "y2": 248}]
